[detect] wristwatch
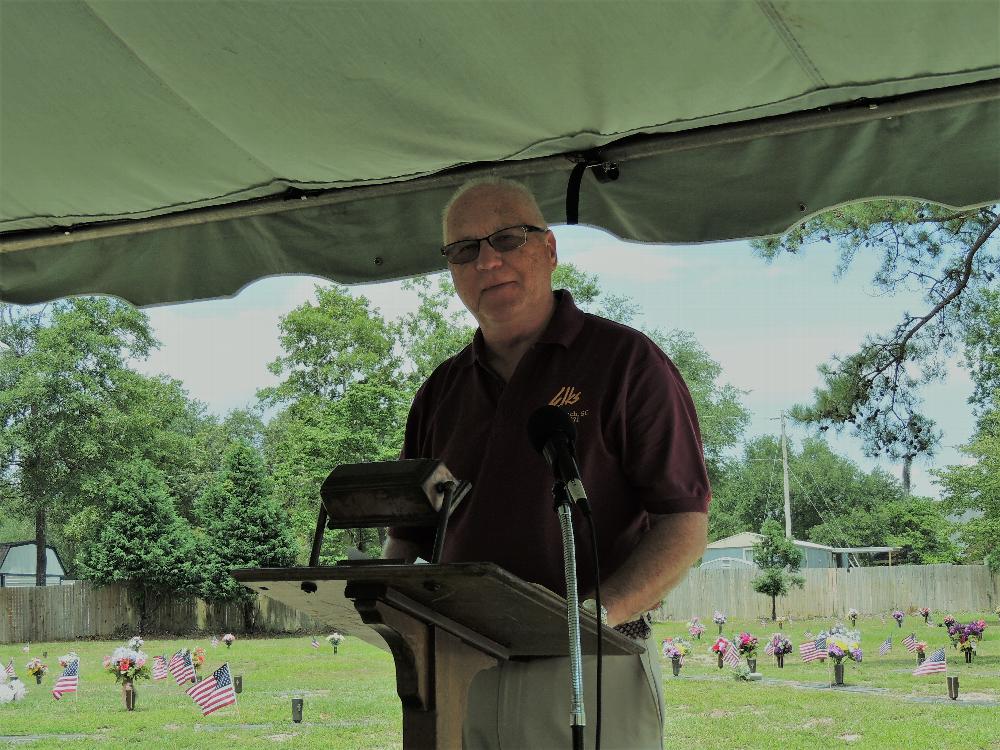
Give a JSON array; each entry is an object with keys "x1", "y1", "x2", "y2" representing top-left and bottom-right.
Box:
[{"x1": 581, "y1": 598, "x2": 608, "y2": 626}]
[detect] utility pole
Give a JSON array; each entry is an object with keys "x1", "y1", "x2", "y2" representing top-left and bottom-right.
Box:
[{"x1": 781, "y1": 412, "x2": 792, "y2": 539}]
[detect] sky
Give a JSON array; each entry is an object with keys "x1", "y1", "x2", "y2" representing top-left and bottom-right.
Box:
[{"x1": 134, "y1": 224, "x2": 977, "y2": 501}]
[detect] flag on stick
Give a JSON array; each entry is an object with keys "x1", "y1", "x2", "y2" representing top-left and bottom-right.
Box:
[
  {"x1": 913, "y1": 647, "x2": 947, "y2": 676},
  {"x1": 310, "y1": 638, "x2": 320, "y2": 649},
  {"x1": 902, "y1": 634, "x2": 918, "y2": 652},
  {"x1": 52, "y1": 660, "x2": 78, "y2": 700},
  {"x1": 4, "y1": 658, "x2": 15, "y2": 678},
  {"x1": 878, "y1": 637, "x2": 892, "y2": 656},
  {"x1": 800, "y1": 637, "x2": 827, "y2": 662},
  {"x1": 186, "y1": 663, "x2": 237, "y2": 716},
  {"x1": 168, "y1": 650, "x2": 195, "y2": 685},
  {"x1": 152, "y1": 655, "x2": 169, "y2": 680},
  {"x1": 723, "y1": 642, "x2": 741, "y2": 668},
  {"x1": 764, "y1": 640, "x2": 775, "y2": 656}
]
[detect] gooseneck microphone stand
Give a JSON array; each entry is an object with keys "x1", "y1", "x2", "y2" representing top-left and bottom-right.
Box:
[{"x1": 552, "y1": 479, "x2": 586, "y2": 750}]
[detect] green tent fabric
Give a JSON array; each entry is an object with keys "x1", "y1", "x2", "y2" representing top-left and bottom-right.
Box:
[{"x1": 1, "y1": 0, "x2": 998, "y2": 306}]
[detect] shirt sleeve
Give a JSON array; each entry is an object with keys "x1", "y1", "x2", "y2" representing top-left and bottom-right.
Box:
[
  {"x1": 385, "y1": 381, "x2": 437, "y2": 550},
  {"x1": 616, "y1": 343, "x2": 712, "y2": 515}
]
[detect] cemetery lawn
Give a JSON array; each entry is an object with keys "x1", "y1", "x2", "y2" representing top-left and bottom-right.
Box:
[{"x1": 0, "y1": 614, "x2": 996, "y2": 749}]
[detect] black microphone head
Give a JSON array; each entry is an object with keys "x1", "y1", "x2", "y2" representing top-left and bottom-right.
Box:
[{"x1": 526, "y1": 405, "x2": 577, "y2": 455}]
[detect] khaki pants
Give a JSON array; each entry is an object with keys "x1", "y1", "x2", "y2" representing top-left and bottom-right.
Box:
[{"x1": 463, "y1": 638, "x2": 664, "y2": 750}]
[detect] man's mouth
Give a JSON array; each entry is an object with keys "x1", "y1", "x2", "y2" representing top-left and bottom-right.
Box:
[{"x1": 482, "y1": 281, "x2": 515, "y2": 293}]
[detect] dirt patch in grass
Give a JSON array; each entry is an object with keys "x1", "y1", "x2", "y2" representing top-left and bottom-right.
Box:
[
  {"x1": 801, "y1": 717, "x2": 834, "y2": 729},
  {"x1": 838, "y1": 733, "x2": 862, "y2": 742}
]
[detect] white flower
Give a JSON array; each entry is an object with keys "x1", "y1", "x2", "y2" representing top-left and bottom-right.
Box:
[{"x1": 127, "y1": 636, "x2": 144, "y2": 650}]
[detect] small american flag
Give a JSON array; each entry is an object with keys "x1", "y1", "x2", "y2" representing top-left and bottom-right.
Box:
[
  {"x1": 4, "y1": 658, "x2": 15, "y2": 678},
  {"x1": 51, "y1": 660, "x2": 78, "y2": 699},
  {"x1": 764, "y1": 640, "x2": 775, "y2": 656},
  {"x1": 800, "y1": 636, "x2": 827, "y2": 662},
  {"x1": 211, "y1": 636, "x2": 219, "y2": 647},
  {"x1": 168, "y1": 650, "x2": 195, "y2": 685},
  {"x1": 310, "y1": 638, "x2": 320, "y2": 649},
  {"x1": 152, "y1": 655, "x2": 169, "y2": 680},
  {"x1": 902, "y1": 634, "x2": 918, "y2": 652},
  {"x1": 912, "y1": 647, "x2": 947, "y2": 676},
  {"x1": 723, "y1": 642, "x2": 741, "y2": 668},
  {"x1": 186, "y1": 663, "x2": 237, "y2": 716},
  {"x1": 878, "y1": 637, "x2": 892, "y2": 656}
]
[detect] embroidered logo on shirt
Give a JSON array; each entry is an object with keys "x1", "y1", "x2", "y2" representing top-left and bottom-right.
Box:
[{"x1": 549, "y1": 386, "x2": 582, "y2": 408}]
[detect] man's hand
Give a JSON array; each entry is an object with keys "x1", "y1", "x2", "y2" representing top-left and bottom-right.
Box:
[{"x1": 596, "y1": 512, "x2": 707, "y2": 627}]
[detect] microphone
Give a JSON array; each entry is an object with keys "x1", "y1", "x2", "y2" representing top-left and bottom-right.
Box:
[{"x1": 527, "y1": 405, "x2": 589, "y2": 508}]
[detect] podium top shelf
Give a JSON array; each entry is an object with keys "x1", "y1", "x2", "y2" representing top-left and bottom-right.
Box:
[{"x1": 233, "y1": 562, "x2": 643, "y2": 658}]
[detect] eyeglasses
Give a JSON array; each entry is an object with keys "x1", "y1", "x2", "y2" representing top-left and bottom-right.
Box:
[{"x1": 441, "y1": 225, "x2": 546, "y2": 265}]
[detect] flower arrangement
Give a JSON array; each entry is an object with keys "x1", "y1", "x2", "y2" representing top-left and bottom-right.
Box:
[
  {"x1": 916, "y1": 641, "x2": 927, "y2": 657},
  {"x1": 687, "y1": 618, "x2": 705, "y2": 639},
  {"x1": 769, "y1": 634, "x2": 794, "y2": 656},
  {"x1": 663, "y1": 637, "x2": 691, "y2": 659},
  {"x1": 127, "y1": 636, "x2": 144, "y2": 650},
  {"x1": 0, "y1": 672, "x2": 27, "y2": 704},
  {"x1": 994, "y1": 605, "x2": 1000, "y2": 619},
  {"x1": 943, "y1": 614, "x2": 957, "y2": 628},
  {"x1": 58, "y1": 652, "x2": 79, "y2": 668},
  {"x1": 735, "y1": 632, "x2": 758, "y2": 659},
  {"x1": 327, "y1": 632, "x2": 344, "y2": 653},
  {"x1": 848, "y1": 608, "x2": 859, "y2": 626},
  {"x1": 25, "y1": 658, "x2": 47, "y2": 677},
  {"x1": 732, "y1": 664, "x2": 752, "y2": 681},
  {"x1": 222, "y1": 633, "x2": 236, "y2": 648},
  {"x1": 826, "y1": 627, "x2": 862, "y2": 665},
  {"x1": 776, "y1": 616, "x2": 787, "y2": 628},
  {"x1": 102, "y1": 647, "x2": 151, "y2": 684},
  {"x1": 190, "y1": 647, "x2": 206, "y2": 672},
  {"x1": 891, "y1": 610, "x2": 904, "y2": 627},
  {"x1": 711, "y1": 636, "x2": 730, "y2": 655},
  {"x1": 712, "y1": 611, "x2": 726, "y2": 625},
  {"x1": 948, "y1": 620, "x2": 987, "y2": 650},
  {"x1": 918, "y1": 607, "x2": 930, "y2": 622}
]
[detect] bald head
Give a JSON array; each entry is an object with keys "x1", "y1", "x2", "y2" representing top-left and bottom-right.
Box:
[{"x1": 442, "y1": 178, "x2": 547, "y2": 243}]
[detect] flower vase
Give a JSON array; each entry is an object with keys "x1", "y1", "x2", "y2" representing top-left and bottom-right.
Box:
[
  {"x1": 776, "y1": 653, "x2": 784, "y2": 668},
  {"x1": 896, "y1": 620, "x2": 902, "y2": 628},
  {"x1": 849, "y1": 616, "x2": 856, "y2": 627},
  {"x1": 964, "y1": 649, "x2": 973, "y2": 663},
  {"x1": 717, "y1": 624, "x2": 723, "y2": 635},
  {"x1": 671, "y1": 656, "x2": 681, "y2": 677},
  {"x1": 923, "y1": 614, "x2": 929, "y2": 624},
  {"x1": 747, "y1": 658, "x2": 756, "y2": 673},
  {"x1": 717, "y1": 653, "x2": 723, "y2": 669},
  {"x1": 334, "y1": 645, "x2": 339, "y2": 655},
  {"x1": 34, "y1": 674, "x2": 42, "y2": 685},
  {"x1": 917, "y1": 653, "x2": 925, "y2": 665},
  {"x1": 122, "y1": 679, "x2": 137, "y2": 711},
  {"x1": 226, "y1": 643, "x2": 231, "y2": 649},
  {"x1": 833, "y1": 663, "x2": 845, "y2": 686}
]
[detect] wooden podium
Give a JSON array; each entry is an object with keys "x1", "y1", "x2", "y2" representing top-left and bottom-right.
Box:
[{"x1": 233, "y1": 562, "x2": 642, "y2": 749}]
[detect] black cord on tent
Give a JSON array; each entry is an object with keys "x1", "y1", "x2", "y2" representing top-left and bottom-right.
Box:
[{"x1": 565, "y1": 158, "x2": 620, "y2": 225}]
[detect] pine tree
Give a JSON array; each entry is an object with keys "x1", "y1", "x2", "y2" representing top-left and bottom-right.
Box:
[
  {"x1": 76, "y1": 459, "x2": 202, "y2": 631},
  {"x1": 198, "y1": 441, "x2": 298, "y2": 631}
]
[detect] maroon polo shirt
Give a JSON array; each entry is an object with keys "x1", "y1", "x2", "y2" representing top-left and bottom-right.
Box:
[{"x1": 389, "y1": 290, "x2": 710, "y2": 597}]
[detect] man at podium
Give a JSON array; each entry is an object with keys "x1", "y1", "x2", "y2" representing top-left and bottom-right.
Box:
[{"x1": 384, "y1": 178, "x2": 711, "y2": 749}]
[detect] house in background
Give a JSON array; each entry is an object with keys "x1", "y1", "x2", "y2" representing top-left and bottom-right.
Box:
[
  {"x1": 0, "y1": 541, "x2": 71, "y2": 586},
  {"x1": 701, "y1": 532, "x2": 900, "y2": 570}
]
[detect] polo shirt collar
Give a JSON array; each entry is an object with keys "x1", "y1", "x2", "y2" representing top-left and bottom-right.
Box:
[{"x1": 457, "y1": 289, "x2": 585, "y2": 369}]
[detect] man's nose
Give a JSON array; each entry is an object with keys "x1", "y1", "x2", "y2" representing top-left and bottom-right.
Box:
[{"x1": 475, "y1": 241, "x2": 504, "y2": 271}]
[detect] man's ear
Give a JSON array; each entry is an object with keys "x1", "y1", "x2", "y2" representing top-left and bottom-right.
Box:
[{"x1": 546, "y1": 229, "x2": 558, "y2": 268}]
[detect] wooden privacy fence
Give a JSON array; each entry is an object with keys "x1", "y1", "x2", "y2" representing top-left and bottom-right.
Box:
[
  {"x1": 1, "y1": 581, "x2": 321, "y2": 644},
  {"x1": 652, "y1": 564, "x2": 998, "y2": 621}
]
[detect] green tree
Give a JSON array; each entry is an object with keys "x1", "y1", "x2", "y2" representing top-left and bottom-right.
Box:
[
  {"x1": 0, "y1": 299, "x2": 156, "y2": 584},
  {"x1": 261, "y1": 284, "x2": 409, "y2": 559},
  {"x1": 933, "y1": 394, "x2": 1000, "y2": 571},
  {"x1": 753, "y1": 201, "x2": 999, "y2": 492},
  {"x1": 199, "y1": 441, "x2": 298, "y2": 630},
  {"x1": 751, "y1": 518, "x2": 805, "y2": 620},
  {"x1": 75, "y1": 459, "x2": 202, "y2": 630}
]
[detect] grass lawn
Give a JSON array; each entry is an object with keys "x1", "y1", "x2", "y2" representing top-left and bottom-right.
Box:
[{"x1": 1, "y1": 613, "x2": 997, "y2": 749}]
